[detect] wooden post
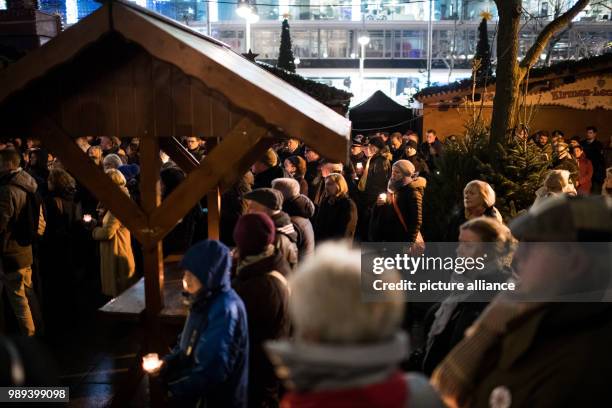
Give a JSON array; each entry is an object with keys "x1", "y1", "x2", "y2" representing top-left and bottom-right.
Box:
[
  {"x1": 139, "y1": 137, "x2": 166, "y2": 407},
  {"x1": 207, "y1": 187, "x2": 221, "y2": 240},
  {"x1": 139, "y1": 137, "x2": 165, "y2": 315}
]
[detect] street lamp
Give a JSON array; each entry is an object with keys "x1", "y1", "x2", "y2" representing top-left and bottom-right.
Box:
[
  {"x1": 237, "y1": 0, "x2": 259, "y2": 52},
  {"x1": 358, "y1": 32, "x2": 370, "y2": 96}
]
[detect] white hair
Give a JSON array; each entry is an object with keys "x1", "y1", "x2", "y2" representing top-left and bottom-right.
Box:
[
  {"x1": 465, "y1": 180, "x2": 496, "y2": 208},
  {"x1": 272, "y1": 177, "x2": 300, "y2": 201},
  {"x1": 289, "y1": 242, "x2": 404, "y2": 344}
]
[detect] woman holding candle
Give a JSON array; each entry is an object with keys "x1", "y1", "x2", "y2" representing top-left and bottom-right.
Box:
[
  {"x1": 149, "y1": 240, "x2": 249, "y2": 407},
  {"x1": 91, "y1": 169, "x2": 135, "y2": 298}
]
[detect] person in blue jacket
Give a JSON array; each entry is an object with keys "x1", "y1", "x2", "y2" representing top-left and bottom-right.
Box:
[{"x1": 152, "y1": 240, "x2": 249, "y2": 407}]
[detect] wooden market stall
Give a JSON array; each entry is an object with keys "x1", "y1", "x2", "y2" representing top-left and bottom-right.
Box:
[
  {"x1": 414, "y1": 54, "x2": 612, "y2": 140},
  {"x1": 0, "y1": 0, "x2": 350, "y2": 402}
]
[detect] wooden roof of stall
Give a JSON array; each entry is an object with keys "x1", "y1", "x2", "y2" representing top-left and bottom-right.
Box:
[
  {"x1": 415, "y1": 53, "x2": 612, "y2": 105},
  {"x1": 0, "y1": 0, "x2": 350, "y2": 161}
]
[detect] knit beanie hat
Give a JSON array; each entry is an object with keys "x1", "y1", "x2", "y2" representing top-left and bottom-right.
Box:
[
  {"x1": 233, "y1": 213, "x2": 276, "y2": 257},
  {"x1": 259, "y1": 148, "x2": 278, "y2": 168},
  {"x1": 244, "y1": 188, "x2": 284, "y2": 211},
  {"x1": 393, "y1": 160, "x2": 416, "y2": 177},
  {"x1": 272, "y1": 178, "x2": 300, "y2": 201}
]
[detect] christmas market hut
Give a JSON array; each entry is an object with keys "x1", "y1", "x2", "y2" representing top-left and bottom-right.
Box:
[
  {"x1": 0, "y1": 1, "x2": 350, "y2": 400},
  {"x1": 415, "y1": 53, "x2": 612, "y2": 140}
]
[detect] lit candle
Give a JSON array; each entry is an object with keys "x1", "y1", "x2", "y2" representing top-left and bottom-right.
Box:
[
  {"x1": 83, "y1": 214, "x2": 92, "y2": 223},
  {"x1": 142, "y1": 353, "x2": 162, "y2": 373},
  {"x1": 356, "y1": 162, "x2": 363, "y2": 170},
  {"x1": 379, "y1": 193, "x2": 387, "y2": 201}
]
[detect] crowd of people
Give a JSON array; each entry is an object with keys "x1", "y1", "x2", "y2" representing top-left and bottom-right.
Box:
[{"x1": 0, "y1": 125, "x2": 611, "y2": 407}]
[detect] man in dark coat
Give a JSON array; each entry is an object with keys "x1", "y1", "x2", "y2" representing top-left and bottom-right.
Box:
[
  {"x1": 432, "y1": 195, "x2": 612, "y2": 408},
  {"x1": 402, "y1": 140, "x2": 430, "y2": 178},
  {"x1": 156, "y1": 240, "x2": 249, "y2": 408},
  {"x1": 184, "y1": 136, "x2": 207, "y2": 162},
  {"x1": 369, "y1": 160, "x2": 425, "y2": 243},
  {"x1": 272, "y1": 178, "x2": 315, "y2": 261},
  {"x1": 244, "y1": 188, "x2": 298, "y2": 270},
  {"x1": 389, "y1": 132, "x2": 406, "y2": 163},
  {"x1": 252, "y1": 149, "x2": 286, "y2": 190},
  {"x1": 233, "y1": 213, "x2": 291, "y2": 408},
  {"x1": 357, "y1": 136, "x2": 392, "y2": 241},
  {"x1": 581, "y1": 126, "x2": 605, "y2": 194},
  {"x1": 0, "y1": 149, "x2": 43, "y2": 336},
  {"x1": 420, "y1": 129, "x2": 444, "y2": 171}
]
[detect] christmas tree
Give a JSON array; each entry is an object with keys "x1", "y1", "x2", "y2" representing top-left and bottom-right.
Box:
[
  {"x1": 277, "y1": 18, "x2": 296, "y2": 73},
  {"x1": 473, "y1": 13, "x2": 493, "y2": 84}
]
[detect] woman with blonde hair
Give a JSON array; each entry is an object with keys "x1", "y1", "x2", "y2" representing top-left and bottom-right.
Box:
[
  {"x1": 532, "y1": 169, "x2": 577, "y2": 208},
  {"x1": 314, "y1": 173, "x2": 358, "y2": 241},
  {"x1": 91, "y1": 169, "x2": 135, "y2": 297},
  {"x1": 463, "y1": 180, "x2": 503, "y2": 223}
]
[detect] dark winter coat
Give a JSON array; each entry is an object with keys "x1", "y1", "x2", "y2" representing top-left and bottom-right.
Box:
[
  {"x1": 420, "y1": 139, "x2": 444, "y2": 169},
  {"x1": 283, "y1": 194, "x2": 315, "y2": 261},
  {"x1": 254, "y1": 165, "x2": 286, "y2": 190},
  {"x1": 421, "y1": 266, "x2": 511, "y2": 376},
  {"x1": 0, "y1": 169, "x2": 40, "y2": 270},
  {"x1": 233, "y1": 248, "x2": 291, "y2": 408},
  {"x1": 470, "y1": 303, "x2": 612, "y2": 408},
  {"x1": 163, "y1": 206, "x2": 201, "y2": 255},
  {"x1": 361, "y1": 152, "x2": 392, "y2": 205},
  {"x1": 369, "y1": 177, "x2": 425, "y2": 243},
  {"x1": 403, "y1": 154, "x2": 430, "y2": 178},
  {"x1": 220, "y1": 177, "x2": 251, "y2": 247},
  {"x1": 270, "y1": 211, "x2": 299, "y2": 270},
  {"x1": 581, "y1": 139, "x2": 605, "y2": 183},
  {"x1": 163, "y1": 243, "x2": 249, "y2": 408},
  {"x1": 315, "y1": 195, "x2": 358, "y2": 241},
  {"x1": 305, "y1": 160, "x2": 322, "y2": 201}
]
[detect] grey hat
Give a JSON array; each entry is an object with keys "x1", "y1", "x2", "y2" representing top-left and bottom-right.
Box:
[
  {"x1": 510, "y1": 195, "x2": 612, "y2": 242},
  {"x1": 244, "y1": 188, "x2": 284, "y2": 211},
  {"x1": 272, "y1": 178, "x2": 300, "y2": 201}
]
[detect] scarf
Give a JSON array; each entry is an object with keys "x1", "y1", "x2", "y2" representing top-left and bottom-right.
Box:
[
  {"x1": 265, "y1": 332, "x2": 409, "y2": 393},
  {"x1": 431, "y1": 295, "x2": 545, "y2": 408}
]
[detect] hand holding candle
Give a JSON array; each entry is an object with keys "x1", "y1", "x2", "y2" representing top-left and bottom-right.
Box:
[
  {"x1": 142, "y1": 353, "x2": 163, "y2": 374},
  {"x1": 83, "y1": 214, "x2": 92, "y2": 223},
  {"x1": 377, "y1": 193, "x2": 387, "y2": 206}
]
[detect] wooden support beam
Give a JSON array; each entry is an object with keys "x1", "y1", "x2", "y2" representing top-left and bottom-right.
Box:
[
  {"x1": 149, "y1": 118, "x2": 267, "y2": 244},
  {"x1": 207, "y1": 187, "x2": 221, "y2": 240},
  {"x1": 139, "y1": 137, "x2": 165, "y2": 314},
  {"x1": 35, "y1": 117, "x2": 149, "y2": 244},
  {"x1": 159, "y1": 137, "x2": 199, "y2": 174},
  {"x1": 219, "y1": 137, "x2": 276, "y2": 190}
]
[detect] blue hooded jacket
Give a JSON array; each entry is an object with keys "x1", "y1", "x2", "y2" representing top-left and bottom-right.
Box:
[{"x1": 163, "y1": 240, "x2": 249, "y2": 408}]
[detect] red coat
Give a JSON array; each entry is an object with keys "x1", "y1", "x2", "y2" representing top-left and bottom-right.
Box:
[
  {"x1": 577, "y1": 155, "x2": 593, "y2": 194},
  {"x1": 280, "y1": 371, "x2": 408, "y2": 408}
]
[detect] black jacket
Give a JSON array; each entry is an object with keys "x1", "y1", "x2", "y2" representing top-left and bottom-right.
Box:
[
  {"x1": 581, "y1": 139, "x2": 606, "y2": 183},
  {"x1": 233, "y1": 249, "x2": 291, "y2": 408},
  {"x1": 283, "y1": 195, "x2": 315, "y2": 261},
  {"x1": 315, "y1": 196, "x2": 358, "y2": 241},
  {"x1": 270, "y1": 211, "x2": 298, "y2": 270},
  {"x1": 253, "y1": 165, "x2": 286, "y2": 190},
  {"x1": 361, "y1": 152, "x2": 392, "y2": 205},
  {"x1": 369, "y1": 177, "x2": 425, "y2": 242},
  {"x1": 403, "y1": 154, "x2": 430, "y2": 178}
]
